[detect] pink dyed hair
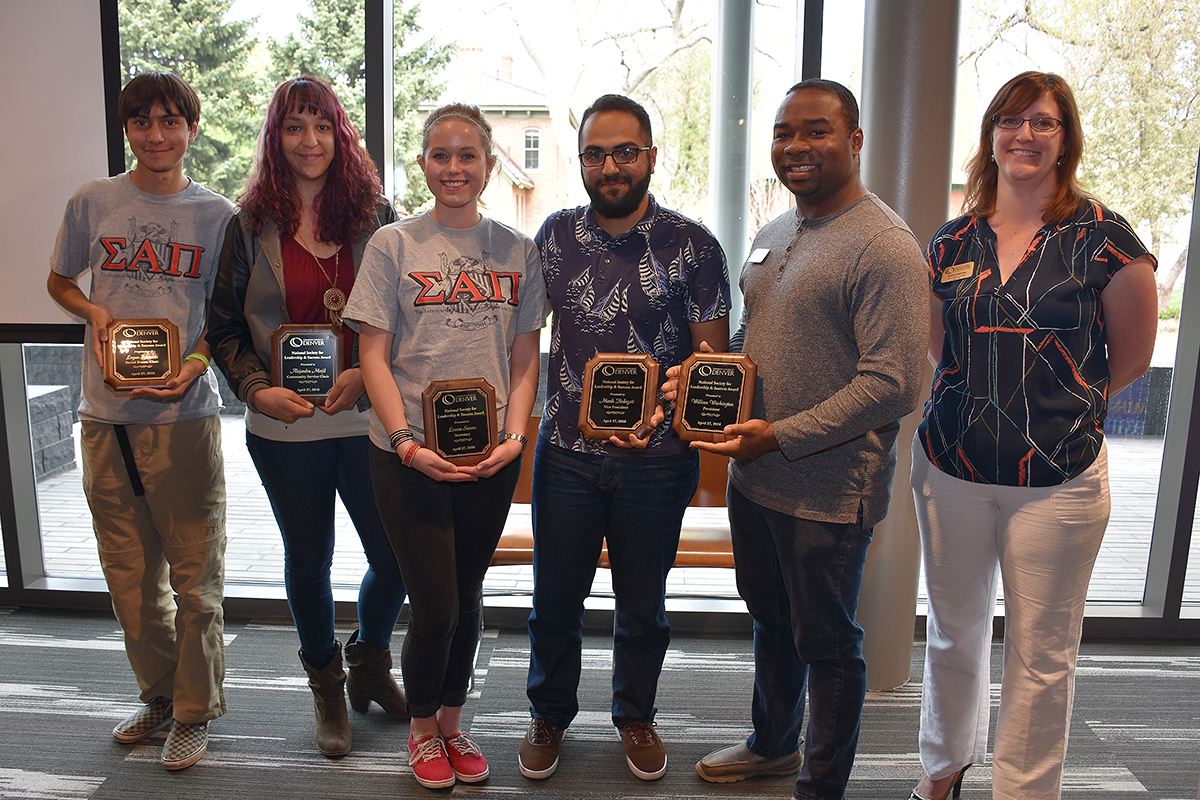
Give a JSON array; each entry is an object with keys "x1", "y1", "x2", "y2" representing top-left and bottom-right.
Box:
[{"x1": 239, "y1": 76, "x2": 383, "y2": 243}]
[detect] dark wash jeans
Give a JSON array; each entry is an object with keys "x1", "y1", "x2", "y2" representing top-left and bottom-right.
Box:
[
  {"x1": 727, "y1": 482, "x2": 872, "y2": 800},
  {"x1": 369, "y1": 444, "x2": 521, "y2": 718},
  {"x1": 246, "y1": 432, "x2": 406, "y2": 669},
  {"x1": 526, "y1": 441, "x2": 699, "y2": 729}
]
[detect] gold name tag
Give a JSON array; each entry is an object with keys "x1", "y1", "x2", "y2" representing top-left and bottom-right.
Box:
[{"x1": 941, "y1": 261, "x2": 975, "y2": 283}]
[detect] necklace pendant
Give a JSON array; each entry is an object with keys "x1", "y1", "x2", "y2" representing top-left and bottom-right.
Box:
[{"x1": 323, "y1": 287, "x2": 347, "y2": 313}]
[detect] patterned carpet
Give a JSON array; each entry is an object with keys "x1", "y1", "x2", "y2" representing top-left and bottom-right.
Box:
[{"x1": 0, "y1": 606, "x2": 1197, "y2": 799}]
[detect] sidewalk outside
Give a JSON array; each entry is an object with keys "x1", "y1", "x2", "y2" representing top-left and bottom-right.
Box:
[{"x1": 27, "y1": 416, "x2": 1200, "y2": 606}]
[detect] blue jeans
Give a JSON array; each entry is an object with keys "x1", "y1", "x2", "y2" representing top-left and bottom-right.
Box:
[
  {"x1": 246, "y1": 433, "x2": 406, "y2": 669},
  {"x1": 727, "y1": 483, "x2": 872, "y2": 800},
  {"x1": 527, "y1": 441, "x2": 699, "y2": 729}
]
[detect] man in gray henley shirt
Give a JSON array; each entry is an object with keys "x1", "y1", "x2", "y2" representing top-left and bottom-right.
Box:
[{"x1": 688, "y1": 79, "x2": 929, "y2": 799}]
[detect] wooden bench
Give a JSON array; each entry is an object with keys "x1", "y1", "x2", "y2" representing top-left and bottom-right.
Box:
[{"x1": 492, "y1": 417, "x2": 735, "y2": 569}]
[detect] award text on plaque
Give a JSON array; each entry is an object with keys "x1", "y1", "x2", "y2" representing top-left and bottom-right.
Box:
[
  {"x1": 578, "y1": 353, "x2": 659, "y2": 440},
  {"x1": 422, "y1": 378, "x2": 497, "y2": 466},
  {"x1": 104, "y1": 318, "x2": 181, "y2": 391},
  {"x1": 271, "y1": 324, "x2": 341, "y2": 399},
  {"x1": 672, "y1": 352, "x2": 756, "y2": 443}
]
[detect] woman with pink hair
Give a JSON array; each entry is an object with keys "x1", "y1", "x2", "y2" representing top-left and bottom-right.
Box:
[{"x1": 208, "y1": 76, "x2": 407, "y2": 757}]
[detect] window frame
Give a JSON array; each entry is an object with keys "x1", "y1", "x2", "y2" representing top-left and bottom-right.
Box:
[{"x1": 523, "y1": 127, "x2": 540, "y2": 170}]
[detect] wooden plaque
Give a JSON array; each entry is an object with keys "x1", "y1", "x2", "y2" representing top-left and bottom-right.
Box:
[
  {"x1": 271, "y1": 324, "x2": 340, "y2": 399},
  {"x1": 672, "y1": 352, "x2": 756, "y2": 443},
  {"x1": 422, "y1": 378, "x2": 498, "y2": 466},
  {"x1": 104, "y1": 318, "x2": 180, "y2": 391},
  {"x1": 578, "y1": 353, "x2": 660, "y2": 440}
]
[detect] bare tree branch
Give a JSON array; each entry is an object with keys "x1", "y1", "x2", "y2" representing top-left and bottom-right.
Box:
[{"x1": 622, "y1": 35, "x2": 710, "y2": 94}]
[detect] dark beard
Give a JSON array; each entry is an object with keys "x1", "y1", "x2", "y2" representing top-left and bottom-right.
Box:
[{"x1": 585, "y1": 170, "x2": 652, "y2": 220}]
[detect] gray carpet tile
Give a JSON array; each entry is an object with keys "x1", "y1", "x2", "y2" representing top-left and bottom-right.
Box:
[{"x1": 0, "y1": 607, "x2": 1197, "y2": 798}]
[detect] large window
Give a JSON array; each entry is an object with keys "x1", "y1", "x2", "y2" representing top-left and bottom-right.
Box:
[
  {"x1": 3, "y1": 0, "x2": 1199, "y2": 631},
  {"x1": 945, "y1": 0, "x2": 1197, "y2": 606}
]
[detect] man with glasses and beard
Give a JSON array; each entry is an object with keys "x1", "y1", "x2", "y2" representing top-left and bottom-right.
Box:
[{"x1": 519, "y1": 94, "x2": 730, "y2": 783}]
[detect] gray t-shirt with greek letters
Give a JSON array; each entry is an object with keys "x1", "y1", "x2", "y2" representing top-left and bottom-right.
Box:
[
  {"x1": 50, "y1": 173, "x2": 233, "y2": 424},
  {"x1": 345, "y1": 212, "x2": 547, "y2": 452}
]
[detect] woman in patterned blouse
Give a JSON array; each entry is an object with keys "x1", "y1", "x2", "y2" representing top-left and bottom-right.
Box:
[{"x1": 909, "y1": 72, "x2": 1158, "y2": 800}]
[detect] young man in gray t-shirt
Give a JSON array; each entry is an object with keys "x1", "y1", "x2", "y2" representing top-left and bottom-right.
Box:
[{"x1": 47, "y1": 72, "x2": 233, "y2": 772}]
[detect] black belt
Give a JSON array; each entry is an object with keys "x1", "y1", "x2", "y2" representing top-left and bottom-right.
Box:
[{"x1": 112, "y1": 424, "x2": 146, "y2": 497}]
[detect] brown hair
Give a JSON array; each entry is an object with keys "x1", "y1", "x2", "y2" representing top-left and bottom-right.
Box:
[
  {"x1": 118, "y1": 71, "x2": 200, "y2": 128},
  {"x1": 963, "y1": 71, "x2": 1089, "y2": 222}
]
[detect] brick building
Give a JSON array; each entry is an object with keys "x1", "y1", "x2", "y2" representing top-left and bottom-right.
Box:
[{"x1": 425, "y1": 48, "x2": 574, "y2": 237}]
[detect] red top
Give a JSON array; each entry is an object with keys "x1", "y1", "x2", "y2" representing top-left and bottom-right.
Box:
[{"x1": 281, "y1": 236, "x2": 355, "y2": 369}]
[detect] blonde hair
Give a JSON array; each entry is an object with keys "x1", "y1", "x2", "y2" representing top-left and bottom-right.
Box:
[{"x1": 423, "y1": 103, "x2": 494, "y2": 153}]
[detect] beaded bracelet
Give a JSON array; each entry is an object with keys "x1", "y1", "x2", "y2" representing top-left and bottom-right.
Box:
[
  {"x1": 184, "y1": 352, "x2": 210, "y2": 371},
  {"x1": 402, "y1": 441, "x2": 424, "y2": 467},
  {"x1": 389, "y1": 428, "x2": 414, "y2": 450}
]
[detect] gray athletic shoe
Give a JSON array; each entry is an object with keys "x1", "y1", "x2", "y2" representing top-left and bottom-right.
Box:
[{"x1": 695, "y1": 742, "x2": 803, "y2": 784}]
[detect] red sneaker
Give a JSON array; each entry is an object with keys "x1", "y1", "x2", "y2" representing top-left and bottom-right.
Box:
[
  {"x1": 407, "y1": 733, "x2": 455, "y2": 789},
  {"x1": 444, "y1": 732, "x2": 489, "y2": 782}
]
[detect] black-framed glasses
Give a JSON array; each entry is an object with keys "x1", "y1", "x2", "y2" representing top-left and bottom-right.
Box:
[
  {"x1": 578, "y1": 146, "x2": 651, "y2": 167},
  {"x1": 992, "y1": 115, "x2": 1063, "y2": 133}
]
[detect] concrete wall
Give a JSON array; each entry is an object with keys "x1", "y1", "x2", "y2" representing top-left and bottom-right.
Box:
[{"x1": 1, "y1": 0, "x2": 109, "y2": 326}]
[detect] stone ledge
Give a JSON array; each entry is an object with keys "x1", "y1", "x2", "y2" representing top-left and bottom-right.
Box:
[{"x1": 27, "y1": 384, "x2": 75, "y2": 479}]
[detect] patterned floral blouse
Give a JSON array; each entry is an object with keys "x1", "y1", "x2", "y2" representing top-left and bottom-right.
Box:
[{"x1": 918, "y1": 200, "x2": 1155, "y2": 486}]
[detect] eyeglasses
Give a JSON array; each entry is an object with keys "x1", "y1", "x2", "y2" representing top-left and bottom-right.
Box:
[
  {"x1": 992, "y1": 115, "x2": 1063, "y2": 133},
  {"x1": 578, "y1": 146, "x2": 651, "y2": 167}
]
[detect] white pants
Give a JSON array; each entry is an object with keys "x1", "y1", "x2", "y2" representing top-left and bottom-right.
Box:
[{"x1": 911, "y1": 437, "x2": 1109, "y2": 800}]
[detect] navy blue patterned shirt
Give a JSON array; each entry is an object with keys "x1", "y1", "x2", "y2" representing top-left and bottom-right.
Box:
[
  {"x1": 535, "y1": 194, "x2": 730, "y2": 457},
  {"x1": 918, "y1": 200, "x2": 1155, "y2": 486}
]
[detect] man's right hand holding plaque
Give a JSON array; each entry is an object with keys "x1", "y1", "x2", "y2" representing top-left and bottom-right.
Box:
[
  {"x1": 663, "y1": 342, "x2": 769, "y2": 456},
  {"x1": 671, "y1": 351, "x2": 756, "y2": 443},
  {"x1": 578, "y1": 353, "x2": 665, "y2": 447}
]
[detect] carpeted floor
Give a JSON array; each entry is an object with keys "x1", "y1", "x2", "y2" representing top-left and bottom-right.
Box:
[{"x1": 0, "y1": 606, "x2": 1198, "y2": 799}]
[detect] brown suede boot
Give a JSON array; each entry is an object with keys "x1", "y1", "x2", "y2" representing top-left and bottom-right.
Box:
[
  {"x1": 344, "y1": 629, "x2": 410, "y2": 720},
  {"x1": 300, "y1": 641, "x2": 352, "y2": 757}
]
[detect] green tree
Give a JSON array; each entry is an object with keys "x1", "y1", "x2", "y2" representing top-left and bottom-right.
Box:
[
  {"x1": 268, "y1": 0, "x2": 454, "y2": 212},
  {"x1": 1058, "y1": 0, "x2": 1199, "y2": 309},
  {"x1": 640, "y1": 41, "x2": 712, "y2": 217},
  {"x1": 118, "y1": 0, "x2": 266, "y2": 199},
  {"x1": 962, "y1": 0, "x2": 1200, "y2": 310}
]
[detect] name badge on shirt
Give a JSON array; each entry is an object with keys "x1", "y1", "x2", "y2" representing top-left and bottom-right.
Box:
[
  {"x1": 941, "y1": 261, "x2": 975, "y2": 283},
  {"x1": 747, "y1": 248, "x2": 770, "y2": 264}
]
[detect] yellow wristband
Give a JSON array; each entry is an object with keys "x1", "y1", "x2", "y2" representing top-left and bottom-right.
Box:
[{"x1": 184, "y1": 352, "x2": 210, "y2": 372}]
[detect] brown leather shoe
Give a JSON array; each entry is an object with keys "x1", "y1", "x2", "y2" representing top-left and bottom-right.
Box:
[
  {"x1": 344, "y1": 629, "x2": 409, "y2": 720},
  {"x1": 519, "y1": 718, "x2": 564, "y2": 779},
  {"x1": 620, "y1": 721, "x2": 666, "y2": 780},
  {"x1": 300, "y1": 642, "x2": 351, "y2": 757}
]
